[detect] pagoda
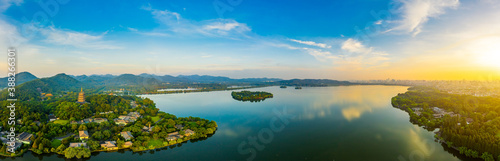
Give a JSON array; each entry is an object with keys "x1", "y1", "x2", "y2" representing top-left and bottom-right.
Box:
[{"x1": 77, "y1": 88, "x2": 86, "y2": 104}]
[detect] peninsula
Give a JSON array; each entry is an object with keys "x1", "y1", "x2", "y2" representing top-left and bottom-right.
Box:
[
  {"x1": 0, "y1": 87, "x2": 217, "y2": 159},
  {"x1": 392, "y1": 86, "x2": 500, "y2": 161}
]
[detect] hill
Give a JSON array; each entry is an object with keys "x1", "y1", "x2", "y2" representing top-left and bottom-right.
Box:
[
  {"x1": 0, "y1": 71, "x2": 38, "y2": 88},
  {"x1": 0, "y1": 73, "x2": 83, "y2": 101}
]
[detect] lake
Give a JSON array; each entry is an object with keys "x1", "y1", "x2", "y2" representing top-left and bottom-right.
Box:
[{"x1": 4, "y1": 85, "x2": 474, "y2": 161}]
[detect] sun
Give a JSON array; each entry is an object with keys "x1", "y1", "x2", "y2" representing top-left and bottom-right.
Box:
[
  {"x1": 477, "y1": 46, "x2": 500, "y2": 68},
  {"x1": 473, "y1": 37, "x2": 500, "y2": 69}
]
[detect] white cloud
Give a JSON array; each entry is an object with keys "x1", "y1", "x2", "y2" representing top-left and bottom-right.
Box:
[
  {"x1": 203, "y1": 20, "x2": 249, "y2": 32},
  {"x1": 151, "y1": 9, "x2": 181, "y2": 22},
  {"x1": 277, "y1": 38, "x2": 390, "y2": 70},
  {"x1": 303, "y1": 48, "x2": 338, "y2": 61},
  {"x1": 142, "y1": 6, "x2": 250, "y2": 38},
  {"x1": 127, "y1": 27, "x2": 138, "y2": 32},
  {"x1": 0, "y1": 19, "x2": 26, "y2": 50},
  {"x1": 0, "y1": 0, "x2": 22, "y2": 12},
  {"x1": 269, "y1": 43, "x2": 300, "y2": 50},
  {"x1": 0, "y1": 0, "x2": 25, "y2": 48},
  {"x1": 391, "y1": 0, "x2": 460, "y2": 36},
  {"x1": 199, "y1": 19, "x2": 250, "y2": 36},
  {"x1": 341, "y1": 38, "x2": 373, "y2": 54},
  {"x1": 289, "y1": 39, "x2": 331, "y2": 49},
  {"x1": 299, "y1": 39, "x2": 390, "y2": 70},
  {"x1": 40, "y1": 27, "x2": 120, "y2": 49}
]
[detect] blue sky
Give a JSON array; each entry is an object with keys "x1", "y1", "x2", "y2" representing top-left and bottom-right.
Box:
[{"x1": 1, "y1": 0, "x2": 500, "y2": 80}]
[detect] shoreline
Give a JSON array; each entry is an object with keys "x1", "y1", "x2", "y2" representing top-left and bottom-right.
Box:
[
  {"x1": 391, "y1": 89, "x2": 481, "y2": 161},
  {"x1": 0, "y1": 131, "x2": 216, "y2": 159}
]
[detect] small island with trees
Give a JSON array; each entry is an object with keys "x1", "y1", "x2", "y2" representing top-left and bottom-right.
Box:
[{"x1": 231, "y1": 91, "x2": 273, "y2": 102}]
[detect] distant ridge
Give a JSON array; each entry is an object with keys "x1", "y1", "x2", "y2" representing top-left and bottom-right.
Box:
[
  {"x1": 103, "y1": 74, "x2": 162, "y2": 86},
  {"x1": 0, "y1": 72, "x2": 353, "y2": 101},
  {"x1": 279, "y1": 79, "x2": 352, "y2": 86},
  {"x1": 69, "y1": 73, "x2": 283, "y2": 84}
]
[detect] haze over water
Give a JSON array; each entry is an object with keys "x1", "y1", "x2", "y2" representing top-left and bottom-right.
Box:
[{"x1": 5, "y1": 85, "x2": 473, "y2": 161}]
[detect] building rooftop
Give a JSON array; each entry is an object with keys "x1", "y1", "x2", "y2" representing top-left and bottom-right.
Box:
[
  {"x1": 69, "y1": 142, "x2": 87, "y2": 148},
  {"x1": 120, "y1": 131, "x2": 134, "y2": 140},
  {"x1": 17, "y1": 132, "x2": 33, "y2": 141},
  {"x1": 79, "y1": 131, "x2": 89, "y2": 138}
]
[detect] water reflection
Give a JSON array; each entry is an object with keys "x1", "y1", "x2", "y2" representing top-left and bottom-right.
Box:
[
  {"x1": 217, "y1": 123, "x2": 252, "y2": 138},
  {"x1": 408, "y1": 125, "x2": 433, "y2": 156},
  {"x1": 298, "y1": 86, "x2": 408, "y2": 121}
]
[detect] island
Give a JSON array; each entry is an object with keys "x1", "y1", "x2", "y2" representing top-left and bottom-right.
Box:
[
  {"x1": 392, "y1": 86, "x2": 500, "y2": 161},
  {"x1": 0, "y1": 87, "x2": 217, "y2": 159},
  {"x1": 231, "y1": 91, "x2": 273, "y2": 102}
]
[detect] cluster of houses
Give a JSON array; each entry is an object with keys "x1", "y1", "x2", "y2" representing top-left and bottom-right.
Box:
[
  {"x1": 69, "y1": 127, "x2": 196, "y2": 151},
  {"x1": 166, "y1": 129, "x2": 195, "y2": 141},
  {"x1": 1, "y1": 125, "x2": 196, "y2": 153},
  {"x1": 165, "y1": 125, "x2": 195, "y2": 142},
  {"x1": 114, "y1": 112, "x2": 141, "y2": 125},
  {"x1": 68, "y1": 131, "x2": 90, "y2": 149},
  {"x1": 411, "y1": 107, "x2": 473, "y2": 125},
  {"x1": 70, "y1": 130, "x2": 133, "y2": 151},
  {"x1": 130, "y1": 101, "x2": 137, "y2": 108},
  {"x1": 0, "y1": 131, "x2": 34, "y2": 151},
  {"x1": 411, "y1": 107, "x2": 457, "y2": 118},
  {"x1": 70, "y1": 118, "x2": 109, "y2": 125},
  {"x1": 99, "y1": 111, "x2": 114, "y2": 115},
  {"x1": 95, "y1": 131, "x2": 133, "y2": 151},
  {"x1": 100, "y1": 140, "x2": 132, "y2": 151}
]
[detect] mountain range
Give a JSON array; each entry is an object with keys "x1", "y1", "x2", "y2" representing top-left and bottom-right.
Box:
[{"x1": 0, "y1": 72, "x2": 353, "y2": 101}]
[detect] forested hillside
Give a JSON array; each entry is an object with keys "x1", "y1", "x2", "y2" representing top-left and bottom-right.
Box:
[{"x1": 392, "y1": 86, "x2": 500, "y2": 161}]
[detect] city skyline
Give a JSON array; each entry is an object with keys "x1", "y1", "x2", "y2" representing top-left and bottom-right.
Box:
[{"x1": 1, "y1": 0, "x2": 500, "y2": 80}]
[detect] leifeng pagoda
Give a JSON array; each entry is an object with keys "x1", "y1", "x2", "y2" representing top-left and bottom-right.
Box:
[{"x1": 77, "y1": 88, "x2": 86, "y2": 104}]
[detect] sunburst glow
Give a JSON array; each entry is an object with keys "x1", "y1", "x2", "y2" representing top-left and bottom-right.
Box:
[{"x1": 473, "y1": 37, "x2": 500, "y2": 69}]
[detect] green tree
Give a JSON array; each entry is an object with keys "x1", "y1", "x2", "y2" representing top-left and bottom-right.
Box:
[
  {"x1": 56, "y1": 144, "x2": 66, "y2": 153},
  {"x1": 93, "y1": 131, "x2": 103, "y2": 140},
  {"x1": 38, "y1": 143, "x2": 44, "y2": 151},
  {"x1": 117, "y1": 140, "x2": 125, "y2": 148},
  {"x1": 64, "y1": 147, "x2": 77, "y2": 159},
  {"x1": 481, "y1": 152, "x2": 494, "y2": 161},
  {"x1": 88, "y1": 140, "x2": 100, "y2": 150},
  {"x1": 78, "y1": 124, "x2": 87, "y2": 131},
  {"x1": 103, "y1": 130, "x2": 112, "y2": 138},
  {"x1": 0, "y1": 145, "x2": 6, "y2": 153}
]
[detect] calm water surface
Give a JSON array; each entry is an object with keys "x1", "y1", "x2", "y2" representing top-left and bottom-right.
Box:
[{"x1": 4, "y1": 86, "x2": 474, "y2": 161}]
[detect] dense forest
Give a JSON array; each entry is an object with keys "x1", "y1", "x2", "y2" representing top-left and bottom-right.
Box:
[
  {"x1": 392, "y1": 86, "x2": 500, "y2": 161},
  {"x1": 231, "y1": 91, "x2": 273, "y2": 102}
]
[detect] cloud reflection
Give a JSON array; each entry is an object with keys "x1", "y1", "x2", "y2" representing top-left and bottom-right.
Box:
[{"x1": 298, "y1": 86, "x2": 408, "y2": 121}]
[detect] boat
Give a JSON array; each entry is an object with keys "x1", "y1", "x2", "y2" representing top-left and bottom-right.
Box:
[
  {"x1": 280, "y1": 86, "x2": 287, "y2": 88},
  {"x1": 295, "y1": 86, "x2": 302, "y2": 89}
]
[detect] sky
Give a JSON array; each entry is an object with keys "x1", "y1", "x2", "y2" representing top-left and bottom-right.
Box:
[{"x1": 0, "y1": 0, "x2": 500, "y2": 80}]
